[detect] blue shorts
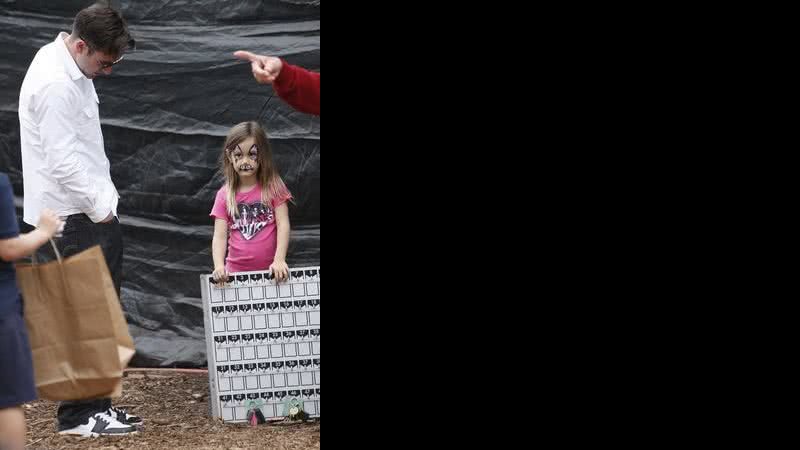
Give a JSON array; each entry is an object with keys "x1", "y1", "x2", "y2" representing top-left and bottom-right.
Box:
[{"x1": 0, "y1": 299, "x2": 37, "y2": 409}]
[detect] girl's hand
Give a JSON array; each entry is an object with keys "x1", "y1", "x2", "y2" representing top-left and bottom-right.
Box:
[
  {"x1": 212, "y1": 266, "x2": 229, "y2": 284},
  {"x1": 270, "y1": 260, "x2": 289, "y2": 283}
]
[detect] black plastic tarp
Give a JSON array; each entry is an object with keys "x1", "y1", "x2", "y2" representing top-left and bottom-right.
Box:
[{"x1": 0, "y1": 0, "x2": 319, "y2": 367}]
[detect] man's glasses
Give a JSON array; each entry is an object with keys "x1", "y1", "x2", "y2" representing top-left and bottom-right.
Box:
[
  {"x1": 80, "y1": 35, "x2": 126, "y2": 69},
  {"x1": 98, "y1": 55, "x2": 124, "y2": 69}
]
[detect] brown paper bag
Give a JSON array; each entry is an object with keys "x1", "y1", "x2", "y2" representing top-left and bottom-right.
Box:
[{"x1": 15, "y1": 242, "x2": 135, "y2": 401}]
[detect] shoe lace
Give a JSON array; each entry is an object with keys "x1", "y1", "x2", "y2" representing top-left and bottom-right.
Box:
[
  {"x1": 111, "y1": 406, "x2": 130, "y2": 418},
  {"x1": 95, "y1": 414, "x2": 110, "y2": 425}
]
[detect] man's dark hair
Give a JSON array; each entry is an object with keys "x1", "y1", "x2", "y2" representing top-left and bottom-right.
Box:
[{"x1": 72, "y1": 2, "x2": 135, "y2": 57}]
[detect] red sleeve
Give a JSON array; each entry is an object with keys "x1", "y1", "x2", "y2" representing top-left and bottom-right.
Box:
[{"x1": 274, "y1": 60, "x2": 320, "y2": 116}]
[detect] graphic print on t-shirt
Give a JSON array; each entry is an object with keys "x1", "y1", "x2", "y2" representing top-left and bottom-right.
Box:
[{"x1": 231, "y1": 201, "x2": 274, "y2": 240}]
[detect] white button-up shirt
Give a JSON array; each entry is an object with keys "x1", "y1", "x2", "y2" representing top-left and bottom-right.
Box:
[{"x1": 19, "y1": 32, "x2": 119, "y2": 226}]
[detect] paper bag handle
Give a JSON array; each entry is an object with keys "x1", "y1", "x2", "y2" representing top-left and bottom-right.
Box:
[
  {"x1": 29, "y1": 239, "x2": 70, "y2": 308},
  {"x1": 31, "y1": 238, "x2": 62, "y2": 265}
]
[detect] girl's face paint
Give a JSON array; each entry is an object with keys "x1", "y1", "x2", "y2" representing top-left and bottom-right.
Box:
[{"x1": 228, "y1": 137, "x2": 259, "y2": 179}]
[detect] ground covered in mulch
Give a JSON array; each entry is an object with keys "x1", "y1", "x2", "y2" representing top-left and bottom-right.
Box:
[{"x1": 24, "y1": 371, "x2": 320, "y2": 450}]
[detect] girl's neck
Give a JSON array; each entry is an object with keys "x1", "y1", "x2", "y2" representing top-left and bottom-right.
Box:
[{"x1": 237, "y1": 176, "x2": 258, "y2": 193}]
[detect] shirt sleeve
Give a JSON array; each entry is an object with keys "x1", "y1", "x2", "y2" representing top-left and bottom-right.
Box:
[
  {"x1": 273, "y1": 60, "x2": 320, "y2": 116},
  {"x1": 36, "y1": 81, "x2": 111, "y2": 222},
  {"x1": 271, "y1": 189, "x2": 293, "y2": 209},
  {"x1": 210, "y1": 188, "x2": 231, "y2": 222}
]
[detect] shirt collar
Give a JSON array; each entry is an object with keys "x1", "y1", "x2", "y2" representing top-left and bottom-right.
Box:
[
  {"x1": 55, "y1": 32, "x2": 85, "y2": 82},
  {"x1": 54, "y1": 32, "x2": 99, "y2": 103}
]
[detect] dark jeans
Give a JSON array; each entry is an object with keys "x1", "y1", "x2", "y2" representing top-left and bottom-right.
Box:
[{"x1": 35, "y1": 214, "x2": 124, "y2": 430}]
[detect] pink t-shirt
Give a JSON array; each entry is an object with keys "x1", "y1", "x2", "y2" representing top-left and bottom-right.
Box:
[{"x1": 210, "y1": 184, "x2": 291, "y2": 273}]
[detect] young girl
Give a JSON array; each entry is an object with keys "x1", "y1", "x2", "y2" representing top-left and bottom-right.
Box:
[
  {"x1": 0, "y1": 172, "x2": 62, "y2": 450},
  {"x1": 210, "y1": 121, "x2": 292, "y2": 284}
]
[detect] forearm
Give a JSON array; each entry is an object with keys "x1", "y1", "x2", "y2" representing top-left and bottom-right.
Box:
[
  {"x1": 0, "y1": 229, "x2": 51, "y2": 262},
  {"x1": 274, "y1": 220, "x2": 290, "y2": 262},
  {"x1": 212, "y1": 234, "x2": 227, "y2": 269},
  {"x1": 274, "y1": 60, "x2": 320, "y2": 115}
]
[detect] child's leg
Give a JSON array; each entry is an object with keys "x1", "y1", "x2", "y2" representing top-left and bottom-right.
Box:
[
  {"x1": 0, "y1": 302, "x2": 37, "y2": 449},
  {"x1": 0, "y1": 406, "x2": 26, "y2": 450}
]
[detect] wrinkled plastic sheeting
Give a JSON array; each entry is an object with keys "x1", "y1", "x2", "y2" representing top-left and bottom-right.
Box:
[{"x1": 0, "y1": 1, "x2": 319, "y2": 367}]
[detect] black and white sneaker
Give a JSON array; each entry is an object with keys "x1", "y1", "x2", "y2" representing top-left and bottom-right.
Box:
[
  {"x1": 107, "y1": 406, "x2": 143, "y2": 425},
  {"x1": 58, "y1": 412, "x2": 138, "y2": 437}
]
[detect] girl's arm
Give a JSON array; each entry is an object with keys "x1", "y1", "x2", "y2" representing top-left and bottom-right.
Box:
[
  {"x1": 0, "y1": 210, "x2": 62, "y2": 262},
  {"x1": 212, "y1": 218, "x2": 229, "y2": 283},
  {"x1": 269, "y1": 203, "x2": 291, "y2": 282}
]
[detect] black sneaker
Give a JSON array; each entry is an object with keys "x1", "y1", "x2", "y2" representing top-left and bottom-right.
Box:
[
  {"x1": 107, "y1": 406, "x2": 143, "y2": 425},
  {"x1": 58, "y1": 412, "x2": 138, "y2": 437}
]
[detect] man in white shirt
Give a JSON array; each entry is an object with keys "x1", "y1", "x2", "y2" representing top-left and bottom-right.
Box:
[{"x1": 18, "y1": 2, "x2": 143, "y2": 438}]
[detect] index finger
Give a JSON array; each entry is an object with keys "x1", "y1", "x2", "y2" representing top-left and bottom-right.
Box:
[{"x1": 234, "y1": 50, "x2": 259, "y2": 62}]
